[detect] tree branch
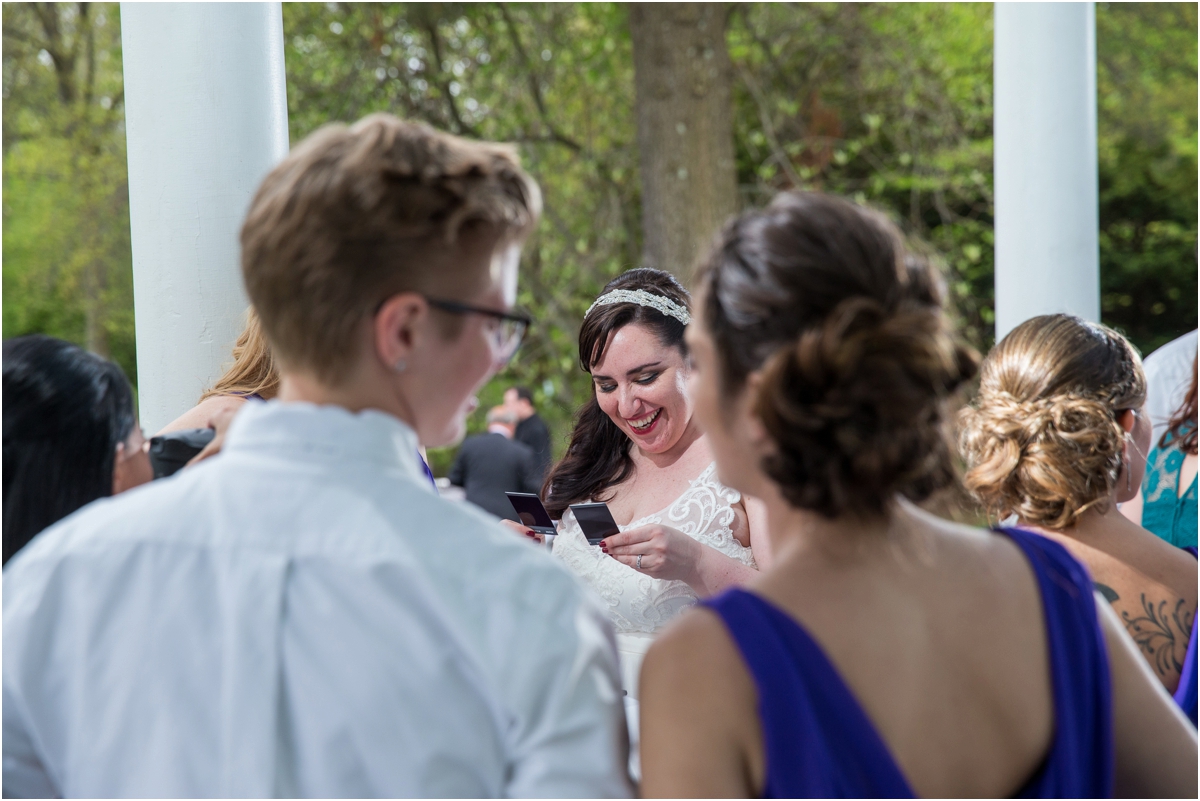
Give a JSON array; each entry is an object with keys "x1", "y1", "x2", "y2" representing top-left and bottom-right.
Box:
[
  {"x1": 496, "y1": 4, "x2": 582, "y2": 152},
  {"x1": 420, "y1": 16, "x2": 478, "y2": 137},
  {"x1": 734, "y1": 60, "x2": 803, "y2": 189},
  {"x1": 33, "y1": 2, "x2": 76, "y2": 104},
  {"x1": 1, "y1": 24, "x2": 40, "y2": 49},
  {"x1": 81, "y1": 2, "x2": 95, "y2": 109},
  {"x1": 736, "y1": 5, "x2": 802, "y2": 98}
]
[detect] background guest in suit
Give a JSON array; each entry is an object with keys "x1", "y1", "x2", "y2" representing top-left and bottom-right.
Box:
[
  {"x1": 450, "y1": 406, "x2": 542, "y2": 520},
  {"x1": 505, "y1": 385, "x2": 552, "y2": 479}
]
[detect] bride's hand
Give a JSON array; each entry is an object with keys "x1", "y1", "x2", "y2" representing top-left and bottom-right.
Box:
[
  {"x1": 499, "y1": 518, "x2": 544, "y2": 545},
  {"x1": 600, "y1": 524, "x2": 701, "y2": 583}
]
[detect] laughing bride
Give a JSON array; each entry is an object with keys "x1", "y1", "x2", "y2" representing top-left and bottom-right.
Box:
[{"x1": 508, "y1": 268, "x2": 769, "y2": 763}]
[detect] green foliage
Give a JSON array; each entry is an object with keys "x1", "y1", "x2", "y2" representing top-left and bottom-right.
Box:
[
  {"x1": 728, "y1": 3, "x2": 999, "y2": 348},
  {"x1": 281, "y1": 3, "x2": 643, "y2": 473},
  {"x1": 1096, "y1": 2, "x2": 1198, "y2": 354},
  {"x1": 2, "y1": 3, "x2": 136, "y2": 384},
  {"x1": 2, "y1": 2, "x2": 1195, "y2": 472}
]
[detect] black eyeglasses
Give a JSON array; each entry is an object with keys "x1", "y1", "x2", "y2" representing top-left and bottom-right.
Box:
[{"x1": 425, "y1": 297, "x2": 532, "y2": 364}]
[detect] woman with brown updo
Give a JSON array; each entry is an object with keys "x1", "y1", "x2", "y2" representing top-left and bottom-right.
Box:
[
  {"x1": 638, "y1": 192, "x2": 1195, "y2": 797},
  {"x1": 959, "y1": 314, "x2": 1197, "y2": 700}
]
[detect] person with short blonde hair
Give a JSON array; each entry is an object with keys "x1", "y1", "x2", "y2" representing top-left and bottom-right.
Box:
[
  {"x1": 3, "y1": 114, "x2": 631, "y2": 798},
  {"x1": 960, "y1": 313, "x2": 1197, "y2": 699}
]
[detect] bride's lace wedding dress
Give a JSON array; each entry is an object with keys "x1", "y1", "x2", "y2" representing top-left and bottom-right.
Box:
[
  {"x1": 555, "y1": 461, "x2": 757, "y2": 671},
  {"x1": 553, "y1": 461, "x2": 756, "y2": 770}
]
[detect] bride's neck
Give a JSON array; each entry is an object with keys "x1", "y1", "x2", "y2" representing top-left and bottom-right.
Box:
[{"x1": 633, "y1": 416, "x2": 705, "y2": 471}]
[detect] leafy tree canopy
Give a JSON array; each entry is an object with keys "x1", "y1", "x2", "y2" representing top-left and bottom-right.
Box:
[{"x1": 3, "y1": 2, "x2": 1195, "y2": 474}]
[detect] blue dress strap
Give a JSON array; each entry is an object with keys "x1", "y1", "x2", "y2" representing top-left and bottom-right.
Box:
[
  {"x1": 700, "y1": 527, "x2": 1113, "y2": 798},
  {"x1": 995, "y1": 527, "x2": 1114, "y2": 797},
  {"x1": 1173, "y1": 546, "x2": 1198, "y2": 725},
  {"x1": 700, "y1": 590, "x2": 913, "y2": 798}
]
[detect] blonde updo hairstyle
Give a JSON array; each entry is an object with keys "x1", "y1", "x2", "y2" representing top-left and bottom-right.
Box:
[
  {"x1": 696, "y1": 191, "x2": 979, "y2": 519},
  {"x1": 959, "y1": 314, "x2": 1146, "y2": 529}
]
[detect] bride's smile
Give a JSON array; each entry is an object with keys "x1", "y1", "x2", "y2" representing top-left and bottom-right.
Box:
[
  {"x1": 627, "y1": 408, "x2": 661, "y2": 433},
  {"x1": 591, "y1": 323, "x2": 693, "y2": 456}
]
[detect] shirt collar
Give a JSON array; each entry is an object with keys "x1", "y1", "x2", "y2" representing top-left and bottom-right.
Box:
[{"x1": 224, "y1": 400, "x2": 430, "y2": 489}]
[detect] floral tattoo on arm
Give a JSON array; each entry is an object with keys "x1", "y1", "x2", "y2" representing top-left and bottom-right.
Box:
[{"x1": 1096, "y1": 581, "x2": 1195, "y2": 679}]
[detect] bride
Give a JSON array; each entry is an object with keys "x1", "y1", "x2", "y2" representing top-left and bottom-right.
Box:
[{"x1": 508, "y1": 268, "x2": 769, "y2": 750}]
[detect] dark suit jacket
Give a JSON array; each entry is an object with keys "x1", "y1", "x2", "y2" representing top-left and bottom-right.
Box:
[
  {"x1": 514, "y1": 413, "x2": 552, "y2": 480},
  {"x1": 448, "y1": 432, "x2": 542, "y2": 521}
]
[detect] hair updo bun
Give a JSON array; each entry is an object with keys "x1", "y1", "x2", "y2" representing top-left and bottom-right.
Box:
[
  {"x1": 958, "y1": 314, "x2": 1146, "y2": 529},
  {"x1": 696, "y1": 191, "x2": 978, "y2": 518}
]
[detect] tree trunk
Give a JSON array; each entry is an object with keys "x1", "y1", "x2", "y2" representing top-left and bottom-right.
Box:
[{"x1": 630, "y1": 3, "x2": 738, "y2": 282}]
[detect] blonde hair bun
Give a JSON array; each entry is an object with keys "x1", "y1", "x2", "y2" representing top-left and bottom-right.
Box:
[
  {"x1": 959, "y1": 392, "x2": 1124, "y2": 528},
  {"x1": 958, "y1": 314, "x2": 1146, "y2": 528}
]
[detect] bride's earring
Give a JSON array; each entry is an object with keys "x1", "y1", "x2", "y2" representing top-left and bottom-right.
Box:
[{"x1": 393, "y1": 358, "x2": 407, "y2": 373}]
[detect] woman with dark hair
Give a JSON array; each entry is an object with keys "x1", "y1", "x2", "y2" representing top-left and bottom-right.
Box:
[
  {"x1": 3, "y1": 335, "x2": 152, "y2": 566},
  {"x1": 1124, "y1": 355, "x2": 1197, "y2": 549},
  {"x1": 509, "y1": 267, "x2": 767, "y2": 751},
  {"x1": 639, "y1": 192, "x2": 1195, "y2": 797}
]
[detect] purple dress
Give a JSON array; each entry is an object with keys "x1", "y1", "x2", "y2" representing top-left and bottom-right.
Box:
[{"x1": 700, "y1": 527, "x2": 1113, "y2": 798}]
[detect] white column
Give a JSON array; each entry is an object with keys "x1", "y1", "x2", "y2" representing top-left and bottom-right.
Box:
[
  {"x1": 122, "y1": 3, "x2": 289, "y2": 433},
  {"x1": 993, "y1": 2, "x2": 1099, "y2": 341}
]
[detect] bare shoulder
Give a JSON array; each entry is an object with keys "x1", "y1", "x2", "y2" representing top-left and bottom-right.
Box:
[
  {"x1": 904, "y1": 504, "x2": 1038, "y2": 586},
  {"x1": 156, "y1": 395, "x2": 247, "y2": 435},
  {"x1": 644, "y1": 605, "x2": 744, "y2": 684},
  {"x1": 903, "y1": 507, "x2": 1052, "y2": 693},
  {"x1": 1130, "y1": 520, "x2": 1198, "y2": 585},
  {"x1": 640, "y1": 606, "x2": 762, "y2": 798},
  {"x1": 642, "y1": 607, "x2": 753, "y2": 721}
]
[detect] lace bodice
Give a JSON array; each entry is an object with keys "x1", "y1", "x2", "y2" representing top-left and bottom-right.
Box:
[{"x1": 553, "y1": 462, "x2": 756, "y2": 634}]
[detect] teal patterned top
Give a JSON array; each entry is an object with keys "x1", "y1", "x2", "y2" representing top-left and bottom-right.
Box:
[{"x1": 1141, "y1": 427, "x2": 1198, "y2": 549}]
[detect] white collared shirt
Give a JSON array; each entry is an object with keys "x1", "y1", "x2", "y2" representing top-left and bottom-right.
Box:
[{"x1": 3, "y1": 401, "x2": 631, "y2": 798}]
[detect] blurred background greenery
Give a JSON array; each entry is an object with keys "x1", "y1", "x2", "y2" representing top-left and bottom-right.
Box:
[{"x1": 3, "y1": 2, "x2": 1196, "y2": 476}]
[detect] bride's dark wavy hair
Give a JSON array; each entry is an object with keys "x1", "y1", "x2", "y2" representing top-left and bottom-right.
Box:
[{"x1": 543, "y1": 268, "x2": 691, "y2": 518}]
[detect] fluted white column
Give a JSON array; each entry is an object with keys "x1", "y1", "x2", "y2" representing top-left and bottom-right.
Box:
[
  {"x1": 993, "y1": 2, "x2": 1099, "y2": 340},
  {"x1": 122, "y1": 3, "x2": 289, "y2": 432}
]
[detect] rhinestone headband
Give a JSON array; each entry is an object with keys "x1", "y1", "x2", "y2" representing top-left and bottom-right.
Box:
[{"x1": 584, "y1": 289, "x2": 691, "y2": 325}]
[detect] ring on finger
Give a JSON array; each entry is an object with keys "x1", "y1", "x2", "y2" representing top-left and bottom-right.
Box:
[{"x1": 636, "y1": 554, "x2": 643, "y2": 570}]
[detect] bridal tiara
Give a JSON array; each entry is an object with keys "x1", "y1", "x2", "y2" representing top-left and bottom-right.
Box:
[{"x1": 584, "y1": 289, "x2": 692, "y2": 325}]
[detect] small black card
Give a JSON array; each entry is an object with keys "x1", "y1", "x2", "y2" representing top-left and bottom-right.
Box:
[
  {"x1": 506, "y1": 492, "x2": 558, "y2": 537},
  {"x1": 570, "y1": 502, "x2": 620, "y2": 546}
]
